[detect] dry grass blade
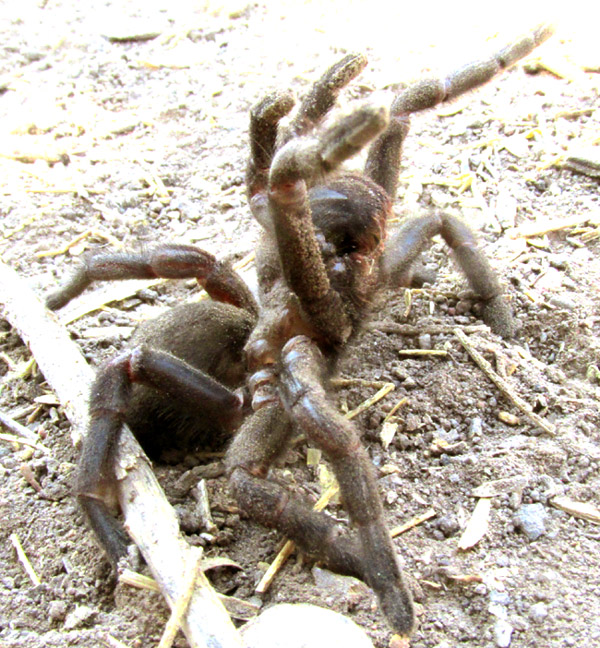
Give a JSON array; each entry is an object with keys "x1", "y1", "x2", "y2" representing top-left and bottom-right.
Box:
[
  {"x1": 369, "y1": 322, "x2": 488, "y2": 336},
  {"x1": 397, "y1": 349, "x2": 448, "y2": 357},
  {"x1": 101, "y1": 633, "x2": 133, "y2": 648},
  {"x1": 457, "y1": 497, "x2": 492, "y2": 550},
  {"x1": 0, "y1": 260, "x2": 242, "y2": 648},
  {"x1": 121, "y1": 568, "x2": 259, "y2": 621},
  {"x1": 0, "y1": 431, "x2": 47, "y2": 453},
  {"x1": 510, "y1": 214, "x2": 592, "y2": 239},
  {"x1": 0, "y1": 409, "x2": 43, "y2": 443},
  {"x1": 9, "y1": 532, "x2": 41, "y2": 585},
  {"x1": 158, "y1": 549, "x2": 202, "y2": 648},
  {"x1": 345, "y1": 382, "x2": 395, "y2": 420},
  {"x1": 550, "y1": 496, "x2": 600, "y2": 525}
]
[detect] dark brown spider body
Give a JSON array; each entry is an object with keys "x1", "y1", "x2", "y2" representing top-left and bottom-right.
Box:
[
  {"x1": 46, "y1": 24, "x2": 554, "y2": 638},
  {"x1": 123, "y1": 301, "x2": 253, "y2": 459}
]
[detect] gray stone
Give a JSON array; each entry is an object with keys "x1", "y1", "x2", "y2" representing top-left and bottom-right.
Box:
[{"x1": 513, "y1": 503, "x2": 548, "y2": 540}]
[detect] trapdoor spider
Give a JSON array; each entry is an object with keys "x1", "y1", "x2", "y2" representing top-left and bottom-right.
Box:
[{"x1": 47, "y1": 24, "x2": 553, "y2": 637}]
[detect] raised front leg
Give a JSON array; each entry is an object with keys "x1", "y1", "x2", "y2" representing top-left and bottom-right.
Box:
[
  {"x1": 277, "y1": 53, "x2": 368, "y2": 147},
  {"x1": 366, "y1": 23, "x2": 554, "y2": 198},
  {"x1": 46, "y1": 243, "x2": 257, "y2": 316},
  {"x1": 382, "y1": 211, "x2": 514, "y2": 337},
  {"x1": 267, "y1": 106, "x2": 389, "y2": 346}
]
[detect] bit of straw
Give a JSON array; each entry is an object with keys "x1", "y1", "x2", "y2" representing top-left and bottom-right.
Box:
[
  {"x1": 10, "y1": 533, "x2": 41, "y2": 585},
  {"x1": 157, "y1": 549, "x2": 203, "y2": 648},
  {"x1": 101, "y1": 634, "x2": 133, "y2": 648},
  {"x1": 383, "y1": 397, "x2": 409, "y2": 423},
  {"x1": 453, "y1": 328, "x2": 556, "y2": 435},
  {"x1": 511, "y1": 214, "x2": 592, "y2": 239},
  {"x1": 344, "y1": 383, "x2": 395, "y2": 420},
  {"x1": 397, "y1": 349, "x2": 448, "y2": 357},
  {"x1": 369, "y1": 322, "x2": 488, "y2": 336},
  {"x1": 390, "y1": 508, "x2": 437, "y2": 537},
  {"x1": 36, "y1": 228, "x2": 122, "y2": 258}
]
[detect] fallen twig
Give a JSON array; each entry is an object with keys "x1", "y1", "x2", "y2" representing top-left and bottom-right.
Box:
[
  {"x1": 0, "y1": 260, "x2": 242, "y2": 648},
  {"x1": 121, "y1": 568, "x2": 259, "y2": 622},
  {"x1": 397, "y1": 349, "x2": 448, "y2": 357},
  {"x1": 101, "y1": 634, "x2": 133, "y2": 648},
  {"x1": 0, "y1": 431, "x2": 49, "y2": 453},
  {"x1": 510, "y1": 214, "x2": 592, "y2": 239},
  {"x1": 550, "y1": 496, "x2": 600, "y2": 525},
  {"x1": 345, "y1": 382, "x2": 395, "y2": 420},
  {"x1": 453, "y1": 328, "x2": 556, "y2": 435},
  {"x1": 102, "y1": 634, "x2": 133, "y2": 648}
]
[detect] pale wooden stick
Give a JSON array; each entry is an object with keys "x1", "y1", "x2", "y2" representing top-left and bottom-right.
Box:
[
  {"x1": 0, "y1": 431, "x2": 49, "y2": 453},
  {"x1": 0, "y1": 261, "x2": 242, "y2": 648},
  {"x1": 369, "y1": 322, "x2": 488, "y2": 336},
  {"x1": 453, "y1": 328, "x2": 556, "y2": 435}
]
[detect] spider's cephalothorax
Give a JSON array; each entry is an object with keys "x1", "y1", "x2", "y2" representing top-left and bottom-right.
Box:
[{"x1": 47, "y1": 24, "x2": 553, "y2": 637}]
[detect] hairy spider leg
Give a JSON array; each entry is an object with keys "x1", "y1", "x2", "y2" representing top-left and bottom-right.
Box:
[
  {"x1": 365, "y1": 22, "x2": 555, "y2": 199},
  {"x1": 46, "y1": 243, "x2": 257, "y2": 315},
  {"x1": 246, "y1": 52, "x2": 369, "y2": 230},
  {"x1": 382, "y1": 211, "x2": 514, "y2": 337},
  {"x1": 78, "y1": 341, "x2": 244, "y2": 564},
  {"x1": 277, "y1": 52, "x2": 368, "y2": 147},
  {"x1": 278, "y1": 335, "x2": 415, "y2": 635},
  {"x1": 267, "y1": 105, "x2": 389, "y2": 346}
]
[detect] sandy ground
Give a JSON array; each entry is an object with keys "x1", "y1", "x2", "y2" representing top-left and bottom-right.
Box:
[{"x1": 1, "y1": 2, "x2": 599, "y2": 647}]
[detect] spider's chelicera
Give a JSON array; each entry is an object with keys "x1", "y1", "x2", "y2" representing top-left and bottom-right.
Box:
[{"x1": 47, "y1": 24, "x2": 553, "y2": 636}]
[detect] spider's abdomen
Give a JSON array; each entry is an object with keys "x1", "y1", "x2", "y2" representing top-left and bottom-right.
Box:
[{"x1": 125, "y1": 301, "x2": 254, "y2": 459}]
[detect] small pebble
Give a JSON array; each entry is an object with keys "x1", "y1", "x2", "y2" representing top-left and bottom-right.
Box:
[
  {"x1": 64, "y1": 604, "x2": 97, "y2": 629},
  {"x1": 493, "y1": 618, "x2": 514, "y2": 647},
  {"x1": 418, "y1": 333, "x2": 432, "y2": 350},
  {"x1": 548, "y1": 294, "x2": 577, "y2": 311},
  {"x1": 513, "y1": 503, "x2": 548, "y2": 540},
  {"x1": 48, "y1": 600, "x2": 67, "y2": 622},
  {"x1": 529, "y1": 602, "x2": 549, "y2": 623}
]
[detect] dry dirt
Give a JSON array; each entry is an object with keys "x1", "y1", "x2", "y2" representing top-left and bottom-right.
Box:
[{"x1": 1, "y1": 2, "x2": 599, "y2": 648}]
